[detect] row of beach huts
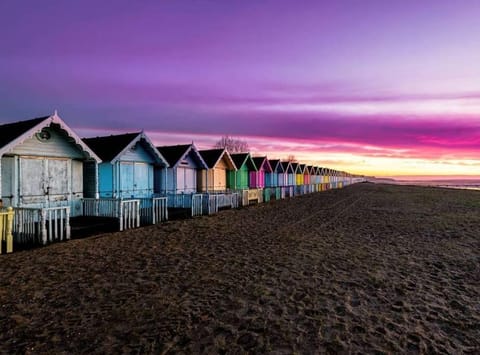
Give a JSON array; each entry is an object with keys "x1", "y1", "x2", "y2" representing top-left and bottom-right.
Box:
[{"x1": 0, "y1": 113, "x2": 365, "y2": 253}]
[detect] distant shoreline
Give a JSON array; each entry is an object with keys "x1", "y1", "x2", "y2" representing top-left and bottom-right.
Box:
[{"x1": 368, "y1": 178, "x2": 480, "y2": 191}]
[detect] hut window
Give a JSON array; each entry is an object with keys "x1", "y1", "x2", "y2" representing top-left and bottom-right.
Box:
[{"x1": 35, "y1": 128, "x2": 51, "y2": 142}]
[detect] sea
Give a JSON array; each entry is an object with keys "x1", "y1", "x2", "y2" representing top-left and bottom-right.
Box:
[{"x1": 370, "y1": 177, "x2": 480, "y2": 191}]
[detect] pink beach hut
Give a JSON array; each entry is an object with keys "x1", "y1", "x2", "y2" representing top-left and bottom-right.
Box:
[{"x1": 250, "y1": 157, "x2": 273, "y2": 189}]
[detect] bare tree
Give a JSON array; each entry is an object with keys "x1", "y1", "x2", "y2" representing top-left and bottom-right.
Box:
[
  {"x1": 287, "y1": 154, "x2": 297, "y2": 162},
  {"x1": 214, "y1": 135, "x2": 249, "y2": 153}
]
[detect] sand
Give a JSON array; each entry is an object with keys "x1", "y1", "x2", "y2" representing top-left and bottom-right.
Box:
[{"x1": 0, "y1": 183, "x2": 479, "y2": 353}]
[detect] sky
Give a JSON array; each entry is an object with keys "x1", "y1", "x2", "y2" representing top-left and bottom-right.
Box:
[{"x1": 1, "y1": 0, "x2": 480, "y2": 177}]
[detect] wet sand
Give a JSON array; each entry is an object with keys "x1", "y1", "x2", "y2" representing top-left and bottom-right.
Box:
[{"x1": 1, "y1": 183, "x2": 479, "y2": 353}]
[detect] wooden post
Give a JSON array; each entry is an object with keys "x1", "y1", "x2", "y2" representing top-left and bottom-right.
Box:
[
  {"x1": 65, "y1": 207, "x2": 71, "y2": 240},
  {"x1": 0, "y1": 207, "x2": 13, "y2": 253},
  {"x1": 119, "y1": 199, "x2": 124, "y2": 231},
  {"x1": 5, "y1": 207, "x2": 12, "y2": 253},
  {"x1": 135, "y1": 200, "x2": 140, "y2": 228},
  {"x1": 41, "y1": 209, "x2": 47, "y2": 245}
]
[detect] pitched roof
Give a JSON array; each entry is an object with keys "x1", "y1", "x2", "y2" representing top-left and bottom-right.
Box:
[
  {"x1": 252, "y1": 156, "x2": 272, "y2": 172},
  {"x1": 156, "y1": 144, "x2": 207, "y2": 169},
  {"x1": 198, "y1": 149, "x2": 223, "y2": 168},
  {"x1": 0, "y1": 116, "x2": 49, "y2": 149},
  {"x1": 269, "y1": 159, "x2": 284, "y2": 173},
  {"x1": 230, "y1": 153, "x2": 256, "y2": 171},
  {"x1": 83, "y1": 131, "x2": 167, "y2": 165},
  {"x1": 281, "y1": 161, "x2": 294, "y2": 173},
  {"x1": 83, "y1": 132, "x2": 140, "y2": 162},
  {"x1": 0, "y1": 113, "x2": 101, "y2": 162},
  {"x1": 198, "y1": 148, "x2": 235, "y2": 170},
  {"x1": 156, "y1": 144, "x2": 191, "y2": 167}
]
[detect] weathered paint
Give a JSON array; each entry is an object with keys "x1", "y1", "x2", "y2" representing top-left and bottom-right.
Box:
[
  {"x1": 0, "y1": 207, "x2": 14, "y2": 253},
  {"x1": 0, "y1": 114, "x2": 101, "y2": 216},
  {"x1": 10, "y1": 128, "x2": 84, "y2": 159},
  {"x1": 2, "y1": 154, "x2": 86, "y2": 209}
]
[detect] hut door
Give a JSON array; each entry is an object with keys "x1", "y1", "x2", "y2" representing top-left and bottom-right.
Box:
[
  {"x1": 177, "y1": 167, "x2": 185, "y2": 193},
  {"x1": 120, "y1": 162, "x2": 134, "y2": 197},
  {"x1": 19, "y1": 157, "x2": 70, "y2": 206},
  {"x1": 184, "y1": 168, "x2": 196, "y2": 193},
  {"x1": 46, "y1": 159, "x2": 69, "y2": 204},
  {"x1": 19, "y1": 157, "x2": 45, "y2": 205},
  {"x1": 133, "y1": 162, "x2": 149, "y2": 197}
]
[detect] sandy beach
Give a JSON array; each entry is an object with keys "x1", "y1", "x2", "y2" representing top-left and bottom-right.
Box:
[{"x1": 0, "y1": 183, "x2": 479, "y2": 353}]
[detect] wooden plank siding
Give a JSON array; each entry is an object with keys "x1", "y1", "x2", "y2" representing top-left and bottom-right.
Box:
[
  {"x1": 157, "y1": 144, "x2": 207, "y2": 194},
  {"x1": 0, "y1": 114, "x2": 100, "y2": 211},
  {"x1": 84, "y1": 132, "x2": 167, "y2": 199},
  {"x1": 250, "y1": 157, "x2": 272, "y2": 189},
  {"x1": 197, "y1": 149, "x2": 236, "y2": 193},
  {"x1": 228, "y1": 153, "x2": 256, "y2": 191}
]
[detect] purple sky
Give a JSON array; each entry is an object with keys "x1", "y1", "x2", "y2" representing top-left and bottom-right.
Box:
[{"x1": 1, "y1": 0, "x2": 480, "y2": 176}]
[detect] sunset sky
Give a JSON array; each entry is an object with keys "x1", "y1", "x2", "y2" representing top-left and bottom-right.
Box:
[{"x1": 1, "y1": 0, "x2": 480, "y2": 177}]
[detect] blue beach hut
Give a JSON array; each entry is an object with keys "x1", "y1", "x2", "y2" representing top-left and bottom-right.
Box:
[{"x1": 156, "y1": 144, "x2": 208, "y2": 217}]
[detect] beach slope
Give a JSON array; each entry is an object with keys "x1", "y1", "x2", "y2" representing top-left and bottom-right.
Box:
[{"x1": 0, "y1": 183, "x2": 479, "y2": 353}]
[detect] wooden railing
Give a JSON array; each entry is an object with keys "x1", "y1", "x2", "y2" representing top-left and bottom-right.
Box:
[
  {"x1": 0, "y1": 207, "x2": 14, "y2": 254},
  {"x1": 82, "y1": 198, "x2": 119, "y2": 218},
  {"x1": 82, "y1": 198, "x2": 140, "y2": 230},
  {"x1": 263, "y1": 188, "x2": 271, "y2": 202},
  {"x1": 204, "y1": 194, "x2": 218, "y2": 215},
  {"x1": 119, "y1": 199, "x2": 140, "y2": 231},
  {"x1": 13, "y1": 206, "x2": 70, "y2": 246},
  {"x1": 203, "y1": 193, "x2": 239, "y2": 215},
  {"x1": 275, "y1": 187, "x2": 282, "y2": 200},
  {"x1": 165, "y1": 193, "x2": 205, "y2": 217},
  {"x1": 191, "y1": 194, "x2": 203, "y2": 217},
  {"x1": 83, "y1": 197, "x2": 167, "y2": 227},
  {"x1": 152, "y1": 197, "x2": 168, "y2": 224}
]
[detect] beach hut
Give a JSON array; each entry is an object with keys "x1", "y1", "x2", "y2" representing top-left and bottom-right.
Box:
[
  {"x1": 0, "y1": 113, "x2": 101, "y2": 245},
  {"x1": 250, "y1": 157, "x2": 272, "y2": 202},
  {"x1": 292, "y1": 163, "x2": 302, "y2": 185},
  {"x1": 228, "y1": 153, "x2": 256, "y2": 190},
  {"x1": 281, "y1": 162, "x2": 295, "y2": 197},
  {"x1": 156, "y1": 144, "x2": 208, "y2": 217},
  {"x1": 328, "y1": 168, "x2": 333, "y2": 190},
  {"x1": 83, "y1": 132, "x2": 169, "y2": 228},
  {"x1": 197, "y1": 149, "x2": 239, "y2": 214},
  {"x1": 333, "y1": 170, "x2": 339, "y2": 189},
  {"x1": 305, "y1": 165, "x2": 313, "y2": 193},
  {"x1": 157, "y1": 144, "x2": 207, "y2": 194},
  {"x1": 266, "y1": 159, "x2": 285, "y2": 199},
  {"x1": 84, "y1": 132, "x2": 168, "y2": 198},
  {"x1": 316, "y1": 167, "x2": 322, "y2": 191},
  {"x1": 316, "y1": 167, "x2": 323, "y2": 190},
  {"x1": 293, "y1": 163, "x2": 305, "y2": 195},
  {"x1": 228, "y1": 153, "x2": 258, "y2": 205},
  {"x1": 311, "y1": 166, "x2": 320, "y2": 192},
  {"x1": 250, "y1": 157, "x2": 272, "y2": 189},
  {"x1": 197, "y1": 149, "x2": 236, "y2": 193},
  {"x1": 266, "y1": 160, "x2": 280, "y2": 188}
]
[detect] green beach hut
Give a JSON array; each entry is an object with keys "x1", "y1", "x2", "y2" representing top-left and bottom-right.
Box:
[{"x1": 228, "y1": 153, "x2": 257, "y2": 190}]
